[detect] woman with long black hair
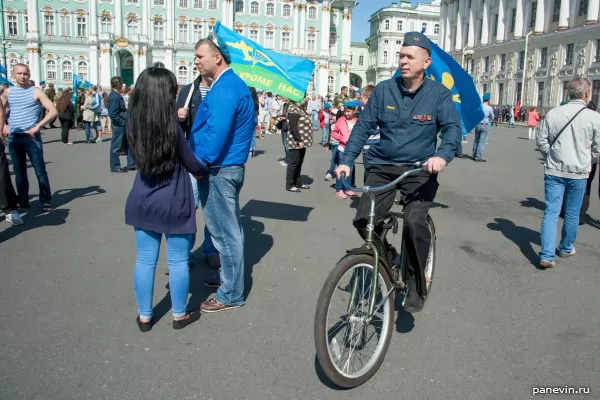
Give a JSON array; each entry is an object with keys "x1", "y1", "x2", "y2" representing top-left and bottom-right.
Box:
[
  {"x1": 55, "y1": 88, "x2": 75, "y2": 145},
  {"x1": 125, "y1": 67, "x2": 206, "y2": 332}
]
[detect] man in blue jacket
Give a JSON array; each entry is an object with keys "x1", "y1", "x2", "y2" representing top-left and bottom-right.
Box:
[
  {"x1": 335, "y1": 32, "x2": 461, "y2": 313},
  {"x1": 107, "y1": 76, "x2": 135, "y2": 173},
  {"x1": 189, "y1": 33, "x2": 255, "y2": 313}
]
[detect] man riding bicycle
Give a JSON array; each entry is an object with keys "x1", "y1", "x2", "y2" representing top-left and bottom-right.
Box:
[{"x1": 335, "y1": 32, "x2": 461, "y2": 313}]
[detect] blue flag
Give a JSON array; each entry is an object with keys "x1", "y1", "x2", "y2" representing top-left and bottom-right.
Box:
[
  {"x1": 0, "y1": 64, "x2": 6, "y2": 75},
  {"x1": 394, "y1": 37, "x2": 484, "y2": 136},
  {"x1": 72, "y1": 74, "x2": 91, "y2": 104},
  {"x1": 0, "y1": 75, "x2": 14, "y2": 87},
  {"x1": 213, "y1": 21, "x2": 314, "y2": 102}
]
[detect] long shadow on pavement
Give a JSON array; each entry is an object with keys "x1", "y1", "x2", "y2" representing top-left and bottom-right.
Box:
[
  {"x1": 520, "y1": 197, "x2": 545, "y2": 211},
  {"x1": 487, "y1": 218, "x2": 540, "y2": 266}
]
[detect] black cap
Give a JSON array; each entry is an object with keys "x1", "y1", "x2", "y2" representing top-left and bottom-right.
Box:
[{"x1": 401, "y1": 32, "x2": 431, "y2": 55}]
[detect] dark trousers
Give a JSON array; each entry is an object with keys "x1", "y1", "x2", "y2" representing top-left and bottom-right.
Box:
[
  {"x1": 0, "y1": 140, "x2": 18, "y2": 213},
  {"x1": 286, "y1": 148, "x2": 306, "y2": 189},
  {"x1": 579, "y1": 163, "x2": 598, "y2": 222},
  {"x1": 109, "y1": 127, "x2": 134, "y2": 171},
  {"x1": 7, "y1": 135, "x2": 52, "y2": 206},
  {"x1": 353, "y1": 164, "x2": 439, "y2": 297},
  {"x1": 59, "y1": 117, "x2": 73, "y2": 143}
]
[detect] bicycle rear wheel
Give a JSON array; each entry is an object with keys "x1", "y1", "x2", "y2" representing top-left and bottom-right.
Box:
[{"x1": 314, "y1": 254, "x2": 395, "y2": 388}]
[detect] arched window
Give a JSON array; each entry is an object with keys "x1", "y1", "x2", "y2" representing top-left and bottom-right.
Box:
[
  {"x1": 100, "y1": 16, "x2": 113, "y2": 33},
  {"x1": 127, "y1": 18, "x2": 139, "y2": 36},
  {"x1": 62, "y1": 60, "x2": 73, "y2": 82},
  {"x1": 77, "y1": 61, "x2": 88, "y2": 81},
  {"x1": 283, "y1": 4, "x2": 291, "y2": 17},
  {"x1": 235, "y1": 1, "x2": 243, "y2": 13},
  {"x1": 385, "y1": 20, "x2": 390, "y2": 30},
  {"x1": 46, "y1": 60, "x2": 57, "y2": 80},
  {"x1": 395, "y1": 51, "x2": 400, "y2": 64},
  {"x1": 383, "y1": 51, "x2": 388, "y2": 64},
  {"x1": 177, "y1": 66, "x2": 188, "y2": 84},
  {"x1": 8, "y1": 58, "x2": 18, "y2": 76},
  {"x1": 266, "y1": 3, "x2": 274, "y2": 16},
  {"x1": 308, "y1": 6, "x2": 317, "y2": 19},
  {"x1": 153, "y1": 20, "x2": 165, "y2": 42},
  {"x1": 250, "y1": 2, "x2": 259, "y2": 14},
  {"x1": 154, "y1": 62, "x2": 165, "y2": 68},
  {"x1": 44, "y1": 10, "x2": 56, "y2": 35}
]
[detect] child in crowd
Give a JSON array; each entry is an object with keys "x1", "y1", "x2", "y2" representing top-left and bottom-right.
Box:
[
  {"x1": 331, "y1": 101, "x2": 359, "y2": 199},
  {"x1": 358, "y1": 85, "x2": 377, "y2": 185}
]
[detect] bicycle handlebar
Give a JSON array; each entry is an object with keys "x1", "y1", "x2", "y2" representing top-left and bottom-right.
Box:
[{"x1": 340, "y1": 162, "x2": 428, "y2": 194}]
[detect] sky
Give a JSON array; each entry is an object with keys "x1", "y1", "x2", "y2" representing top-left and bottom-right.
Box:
[{"x1": 351, "y1": 0, "x2": 433, "y2": 42}]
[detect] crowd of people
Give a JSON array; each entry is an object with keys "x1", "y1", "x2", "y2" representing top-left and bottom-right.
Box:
[{"x1": 1, "y1": 30, "x2": 599, "y2": 329}]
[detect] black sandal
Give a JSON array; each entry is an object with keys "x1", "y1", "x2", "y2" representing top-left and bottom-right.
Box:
[
  {"x1": 41, "y1": 204, "x2": 53, "y2": 213},
  {"x1": 287, "y1": 188, "x2": 301, "y2": 193},
  {"x1": 136, "y1": 316, "x2": 153, "y2": 333},
  {"x1": 172, "y1": 310, "x2": 201, "y2": 330}
]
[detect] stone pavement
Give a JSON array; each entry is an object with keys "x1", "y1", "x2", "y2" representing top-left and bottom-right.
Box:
[{"x1": 0, "y1": 126, "x2": 598, "y2": 400}]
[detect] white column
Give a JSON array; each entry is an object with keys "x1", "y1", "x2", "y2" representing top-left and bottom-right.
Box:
[
  {"x1": 27, "y1": 0, "x2": 40, "y2": 40},
  {"x1": 99, "y1": 47, "x2": 112, "y2": 88},
  {"x1": 467, "y1": 2, "x2": 475, "y2": 47},
  {"x1": 318, "y1": 65, "x2": 328, "y2": 97},
  {"x1": 89, "y1": 0, "x2": 98, "y2": 41},
  {"x1": 342, "y1": 9, "x2": 351, "y2": 61},
  {"x1": 299, "y1": 4, "x2": 306, "y2": 52},
  {"x1": 114, "y1": 0, "x2": 122, "y2": 37},
  {"x1": 588, "y1": 0, "x2": 599, "y2": 23},
  {"x1": 166, "y1": 0, "x2": 174, "y2": 47},
  {"x1": 440, "y1": 2, "x2": 447, "y2": 51},
  {"x1": 142, "y1": 1, "x2": 149, "y2": 38},
  {"x1": 534, "y1": 0, "x2": 545, "y2": 34},
  {"x1": 454, "y1": 0, "x2": 463, "y2": 51},
  {"x1": 496, "y1": 0, "x2": 505, "y2": 42},
  {"x1": 320, "y1": 4, "x2": 330, "y2": 57},
  {"x1": 221, "y1": 0, "x2": 228, "y2": 27},
  {"x1": 558, "y1": 0, "x2": 570, "y2": 30},
  {"x1": 514, "y1": 0, "x2": 524, "y2": 38},
  {"x1": 445, "y1": 1, "x2": 454, "y2": 50},
  {"x1": 26, "y1": 0, "x2": 41, "y2": 83},
  {"x1": 292, "y1": 4, "x2": 299, "y2": 53},
  {"x1": 480, "y1": 0, "x2": 489, "y2": 45},
  {"x1": 89, "y1": 46, "x2": 99, "y2": 84}
]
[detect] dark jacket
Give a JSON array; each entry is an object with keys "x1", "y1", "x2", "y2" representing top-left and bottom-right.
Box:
[
  {"x1": 57, "y1": 101, "x2": 75, "y2": 121},
  {"x1": 125, "y1": 127, "x2": 206, "y2": 234},
  {"x1": 176, "y1": 76, "x2": 203, "y2": 138},
  {"x1": 108, "y1": 90, "x2": 127, "y2": 129}
]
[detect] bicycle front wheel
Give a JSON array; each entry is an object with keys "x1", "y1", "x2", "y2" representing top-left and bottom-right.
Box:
[{"x1": 314, "y1": 254, "x2": 395, "y2": 388}]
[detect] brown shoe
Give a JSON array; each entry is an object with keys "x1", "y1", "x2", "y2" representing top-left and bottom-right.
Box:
[
  {"x1": 558, "y1": 248, "x2": 576, "y2": 258},
  {"x1": 204, "y1": 255, "x2": 221, "y2": 269},
  {"x1": 539, "y1": 259, "x2": 556, "y2": 268},
  {"x1": 200, "y1": 298, "x2": 243, "y2": 313}
]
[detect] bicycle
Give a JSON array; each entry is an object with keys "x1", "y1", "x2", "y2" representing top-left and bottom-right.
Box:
[{"x1": 314, "y1": 162, "x2": 437, "y2": 388}]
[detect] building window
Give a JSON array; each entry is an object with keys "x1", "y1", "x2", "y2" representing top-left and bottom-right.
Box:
[
  {"x1": 46, "y1": 60, "x2": 57, "y2": 80},
  {"x1": 384, "y1": 39, "x2": 388, "y2": 44},
  {"x1": 208, "y1": 0, "x2": 217, "y2": 10},
  {"x1": 537, "y1": 81, "x2": 545, "y2": 107},
  {"x1": 359, "y1": 55, "x2": 364, "y2": 66},
  {"x1": 308, "y1": 6, "x2": 317, "y2": 20},
  {"x1": 596, "y1": 40, "x2": 600, "y2": 62},
  {"x1": 422, "y1": 23, "x2": 427, "y2": 33},
  {"x1": 434, "y1": 23, "x2": 439, "y2": 34},
  {"x1": 235, "y1": 1, "x2": 243, "y2": 13},
  {"x1": 493, "y1": 14, "x2": 499, "y2": 37},
  {"x1": 100, "y1": 17, "x2": 112, "y2": 33},
  {"x1": 265, "y1": 30, "x2": 274, "y2": 48},
  {"x1": 510, "y1": 8, "x2": 516, "y2": 33},
  {"x1": 59, "y1": 13, "x2": 70, "y2": 36},
  {"x1": 383, "y1": 51, "x2": 388, "y2": 64},
  {"x1": 178, "y1": 66, "x2": 188, "y2": 84},
  {"x1": 350, "y1": 55, "x2": 353, "y2": 64},
  {"x1": 566, "y1": 43, "x2": 574, "y2": 64},
  {"x1": 500, "y1": 54, "x2": 506, "y2": 71},
  {"x1": 127, "y1": 18, "x2": 139, "y2": 36},
  {"x1": 45, "y1": 14, "x2": 55, "y2": 36},
  {"x1": 76, "y1": 16, "x2": 87, "y2": 37},
  {"x1": 249, "y1": 29, "x2": 258, "y2": 42},
  {"x1": 540, "y1": 47, "x2": 547, "y2": 67},
  {"x1": 78, "y1": 61, "x2": 88, "y2": 81},
  {"x1": 7, "y1": 15, "x2": 18, "y2": 35},
  {"x1": 482, "y1": 83, "x2": 488, "y2": 94},
  {"x1": 516, "y1": 82, "x2": 522, "y2": 101},
  {"x1": 266, "y1": 3, "x2": 274, "y2": 16},
  {"x1": 562, "y1": 80, "x2": 570, "y2": 101},
  {"x1": 397, "y1": 20, "x2": 403, "y2": 31},
  {"x1": 193, "y1": 0, "x2": 203, "y2": 8},
  {"x1": 552, "y1": 0, "x2": 561, "y2": 22},
  {"x1": 519, "y1": 50, "x2": 525, "y2": 69},
  {"x1": 154, "y1": 20, "x2": 165, "y2": 43},
  {"x1": 307, "y1": 32, "x2": 316, "y2": 53},
  {"x1": 579, "y1": 0, "x2": 589, "y2": 16},
  {"x1": 24, "y1": 15, "x2": 28, "y2": 33},
  {"x1": 179, "y1": 0, "x2": 188, "y2": 7},
  {"x1": 154, "y1": 0, "x2": 165, "y2": 5},
  {"x1": 282, "y1": 31, "x2": 291, "y2": 50},
  {"x1": 62, "y1": 60, "x2": 72, "y2": 82},
  {"x1": 128, "y1": 0, "x2": 139, "y2": 3},
  {"x1": 530, "y1": 2, "x2": 537, "y2": 28},
  {"x1": 484, "y1": 56, "x2": 489, "y2": 73},
  {"x1": 179, "y1": 23, "x2": 188, "y2": 43},
  {"x1": 385, "y1": 20, "x2": 390, "y2": 30},
  {"x1": 234, "y1": 27, "x2": 243, "y2": 35},
  {"x1": 498, "y1": 83, "x2": 504, "y2": 104},
  {"x1": 250, "y1": 2, "x2": 259, "y2": 14},
  {"x1": 283, "y1": 4, "x2": 291, "y2": 17},
  {"x1": 193, "y1": 24, "x2": 203, "y2": 41},
  {"x1": 592, "y1": 80, "x2": 600, "y2": 106}
]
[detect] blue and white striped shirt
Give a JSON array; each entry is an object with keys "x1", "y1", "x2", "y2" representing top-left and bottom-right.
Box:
[{"x1": 7, "y1": 87, "x2": 41, "y2": 135}]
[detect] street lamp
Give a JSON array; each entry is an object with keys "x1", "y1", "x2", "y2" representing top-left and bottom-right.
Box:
[
  {"x1": 462, "y1": 47, "x2": 474, "y2": 73},
  {"x1": 1, "y1": 40, "x2": 12, "y2": 71}
]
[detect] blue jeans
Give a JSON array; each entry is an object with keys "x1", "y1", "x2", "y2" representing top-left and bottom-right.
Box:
[
  {"x1": 321, "y1": 122, "x2": 329, "y2": 144},
  {"x1": 7, "y1": 134, "x2": 52, "y2": 205},
  {"x1": 109, "y1": 127, "x2": 134, "y2": 171},
  {"x1": 473, "y1": 124, "x2": 489, "y2": 160},
  {"x1": 83, "y1": 121, "x2": 101, "y2": 142},
  {"x1": 134, "y1": 228, "x2": 192, "y2": 319},
  {"x1": 189, "y1": 174, "x2": 218, "y2": 260},
  {"x1": 198, "y1": 165, "x2": 245, "y2": 306},
  {"x1": 327, "y1": 144, "x2": 339, "y2": 176},
  {"x1": 336, "y1": 162, "x2": 354, "y2": 191},
  {"x1": 539, "y1": 174, "x2": 586, "y2": 262},
  {"x1": 311, "y1": 111, "x2": 319, "y2": 130}
]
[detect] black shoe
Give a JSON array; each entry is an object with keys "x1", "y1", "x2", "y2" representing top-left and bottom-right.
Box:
[
  {"x1": 136, "y1": 316, "x2": 153, "y2": 333},
  {"x1": 125, "y1": 166, "x2": 136, "y2": 171},
  {"x1": 111, "y1": 168, "x2": 128, "y2": 173},
  {"x1": 203, "y1": 278, "x2": 221, "y2": 288},
  {"x1": 402, "y1": 277, "x2": 426, "y2": 313},
  {"x1": 172, "y1": 310, "x2": 201, "y2": 330},
  {"x1": 455, "y1": 154, "x2": 463, "y2": 158},
  {"x1": 473, "y1": 159, "x2": 487, "y2": 163}
]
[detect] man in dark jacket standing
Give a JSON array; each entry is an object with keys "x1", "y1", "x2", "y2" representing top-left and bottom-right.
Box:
[{"x1": 108, "y1": 76, "x2": 135, "y2": 173}]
